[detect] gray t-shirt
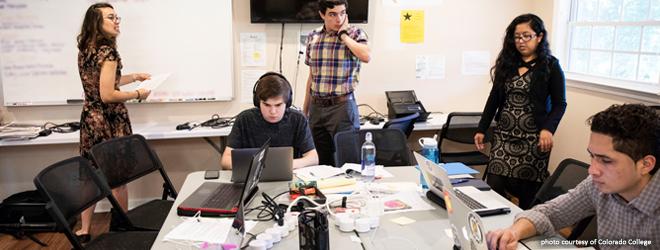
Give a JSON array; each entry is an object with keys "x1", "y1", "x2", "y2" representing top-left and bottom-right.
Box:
[{"x1": 227, "y1": 108, "x2": 315, "y2": 158}]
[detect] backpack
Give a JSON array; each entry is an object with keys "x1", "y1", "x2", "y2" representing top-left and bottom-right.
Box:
[{"x1": 0, "y1": 190, "x2": 58, "y2": 246}]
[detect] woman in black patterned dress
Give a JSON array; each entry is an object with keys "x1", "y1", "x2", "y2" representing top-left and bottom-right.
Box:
[
  {"x1": 474, "y1": 14, "x2": 567, "y2": 209},
  {"x1": 75, "y1": 2, "x2": 151, "y2": 242}
]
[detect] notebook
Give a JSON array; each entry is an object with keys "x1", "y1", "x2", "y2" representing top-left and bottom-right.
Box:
[
  {"x1": 414, "y1": 152, "x2": 511, "y2": 217},
  {"x1": 231, "y1": 146, "x2": 293, "y2": 182},
  {"x1": 177, "y1": 140, "x2": 269, "y2": 217}
]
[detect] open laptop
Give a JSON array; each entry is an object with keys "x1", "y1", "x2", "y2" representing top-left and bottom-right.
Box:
[
  {"x1": 414, "y1": 152, "x2": 511, "y2": 217},
  {"x1": 224, "y1": 164, "x2": 250, "y2": 248},
  {"x1": 446, "y1": 189, "x2": 530, "y2": 250},
  {"x1": 231, "y1": 146, "x2": 293, "y2": 182},
  {"x1": 177, "y1": 140, "x2": 269, "y2": 217}
]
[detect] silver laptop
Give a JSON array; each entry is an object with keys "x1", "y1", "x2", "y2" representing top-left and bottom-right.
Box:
[
  {"x1": 232, "y1": 147, "x2": 293, "y2": 182},
  {"x1": 446, "y1": 190, "x2": 489, "y2": 250},
  {"x1": 414, "y1": 152, "x2": 511, "y2": 217},
  {"x1": 447, "y1": 190, "x2": 531, "y2": 250}
]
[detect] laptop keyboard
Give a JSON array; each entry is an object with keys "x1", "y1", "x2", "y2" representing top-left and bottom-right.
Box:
[
  {"x1": 455, "y1": 190, "x2": 487, "y2": 210},
  {"x1": 201, "y1": 184, "x2": 243, "y2": 208}
]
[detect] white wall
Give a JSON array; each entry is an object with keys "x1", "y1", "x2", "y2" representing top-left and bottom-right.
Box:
[{"x1": 1, "y1": 0, "x2": 655, "y2": 204}]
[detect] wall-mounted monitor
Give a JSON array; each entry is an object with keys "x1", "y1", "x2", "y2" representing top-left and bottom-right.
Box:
[{"x1": 250, "y1": 0, "x2": 368, "y2": 23}]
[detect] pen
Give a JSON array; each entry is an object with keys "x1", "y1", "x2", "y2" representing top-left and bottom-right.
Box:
[{"x1": 450, "y1": 179, "x2": 469, "y2": 185}]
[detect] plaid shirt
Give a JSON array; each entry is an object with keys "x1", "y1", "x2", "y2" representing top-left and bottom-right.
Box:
[
  {"x1": 305, "y1": 25, "x2": 368, "y2": 97},
  {"x1": 516, "y1": 174, "x2": 660, "y2": 249}
]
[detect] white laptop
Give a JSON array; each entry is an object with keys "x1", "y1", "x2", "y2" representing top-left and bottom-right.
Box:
[{"x1": 414, "y1": 152, "x2": 511, "y2": 217}]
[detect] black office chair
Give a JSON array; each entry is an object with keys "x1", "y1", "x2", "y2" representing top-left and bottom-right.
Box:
[
  {"x1": 89, "y1": 134, "x2": 177, "y2": 231},
  {"x1": 383, "y1": 112, "x2": 420, "y2": 138},
  {"x1": 531, "y1": 158, "x2": 595, "y2": 242},
  {"x1": 334, "y1": 128, "x2": 413, "y2": 167},
  {"x1": 651, "y1": 105, "x2": 660, "y2": 114},
  {"x1": 531, "y1": 158, "x2": 590, "y2": 206},
  {"x1": 33, "y1": 156, "x2": 157, "y2": 250},
  {"x1": 437, "y1": 112, "x2": 492, "y2": 178}
]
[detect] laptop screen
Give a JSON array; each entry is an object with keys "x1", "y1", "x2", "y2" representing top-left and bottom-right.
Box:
[
  {"x1": 225, "y1": 139, "x2": 270, "y2": 247},
  {"x1": 244, "y1": 144, "x2": 267, "y2": 199}
]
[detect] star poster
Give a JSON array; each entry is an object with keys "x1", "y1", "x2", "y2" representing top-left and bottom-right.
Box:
[{"x1": 400, "y1": 10, "x2": 424, "y2": 43}]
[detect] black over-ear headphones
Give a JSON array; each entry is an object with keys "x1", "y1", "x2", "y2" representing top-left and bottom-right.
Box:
[{"x1": 253, "y1": 72, "x2": 293, "y2": 108}]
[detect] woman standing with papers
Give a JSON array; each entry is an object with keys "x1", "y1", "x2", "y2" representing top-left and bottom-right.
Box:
[
  {"x1": 474, "y1": 14, "x2": 566, "y2": 209},
  {"x1": 75, "y1": 2, "x2": 151, "y2": 242}
]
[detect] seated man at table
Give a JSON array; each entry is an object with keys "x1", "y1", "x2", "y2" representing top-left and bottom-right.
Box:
[
  {"x1": 486, "y1": 104, "x2": 660, "y2": 250},
  {"x1": 220, "y1": 72, "x2": 318, "y2": 170}
]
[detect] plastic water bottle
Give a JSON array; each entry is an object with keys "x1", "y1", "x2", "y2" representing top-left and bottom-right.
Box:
[
  {"x1": 361, "y1": 132, "x2": 376, "y2": 182},
  {"x1": 419, "y1": 136, "x2": 439, "y2": 164},
  {"x1": 418, "y1": 136, "x2": 439, "y2": 189}
]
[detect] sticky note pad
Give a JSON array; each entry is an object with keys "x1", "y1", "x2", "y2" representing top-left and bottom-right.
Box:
[{"x1": 390, "y1": 216, "x2": 416, "y2": 226}]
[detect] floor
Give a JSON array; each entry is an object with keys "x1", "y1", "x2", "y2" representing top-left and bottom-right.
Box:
[{"x1": 0, "y1": 212, "x2": 110, "y2": 250}]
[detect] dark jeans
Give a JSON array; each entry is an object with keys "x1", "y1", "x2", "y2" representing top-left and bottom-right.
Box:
[
  {"x1": 486, "y1": 173, "x2": 543, "y2": 209},
  {"x1": 309, "y1": 98, "x2": 360, "y2": 166}
]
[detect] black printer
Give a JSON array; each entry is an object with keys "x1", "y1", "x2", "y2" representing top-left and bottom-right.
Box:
[{"x1": 385, "y1": 90, "x2": 430, "y2": 122}]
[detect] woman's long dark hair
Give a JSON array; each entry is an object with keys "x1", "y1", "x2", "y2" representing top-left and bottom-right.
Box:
[
  {"x1": 491, "y1": 13, "x2": 551, "y2": 86},
  {"x1": 77, "y1": 2, "x2": 115, "y2": 52}
]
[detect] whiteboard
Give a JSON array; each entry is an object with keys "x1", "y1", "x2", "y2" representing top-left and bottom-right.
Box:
[{"x1": 0, "y1": 0, "x2": 233, "y2": 106}]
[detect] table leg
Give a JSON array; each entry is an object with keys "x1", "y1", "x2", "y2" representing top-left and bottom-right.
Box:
[{"x1": 203, "y1": 136, "x2": 226, "y2": 154}]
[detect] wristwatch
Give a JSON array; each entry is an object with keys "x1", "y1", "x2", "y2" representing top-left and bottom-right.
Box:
[{"x1": 338, "y1": 30, "x2": 349, "y2": 40}]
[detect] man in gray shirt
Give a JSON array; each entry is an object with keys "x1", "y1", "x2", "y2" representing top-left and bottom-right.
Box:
[
  {"x1": 221, "y1": 72, "x2": 318, "y2": 170},
  {"x1": 487, "y1": 104, "x2": 659, "y2": 250}
]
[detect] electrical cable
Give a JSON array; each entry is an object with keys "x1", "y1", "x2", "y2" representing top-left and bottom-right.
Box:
[
  {"x1": 200, "y1": 114, "x2": 235, "y2": 128},
  {"x1": 292, "y1": 23, "x2": 304, "y2": 106},
  {"x1": 353, "y1": 231, "x2": 367, "y2": 250},
  {"x1": 239, "y1": 232, "x2": 257, "y2": 250},
  {"x1": 279, "y1": 22, "x2": 285, "y2": 74},
  {"x1": 357, "y1": 104, "x2": 386, "y2": 118},
  {"x1": 244, "y1": 190, "x2": 289, "y2": 223},
  {"x1": 42, "y1": 121, "x2": 80, "y2": 133}
]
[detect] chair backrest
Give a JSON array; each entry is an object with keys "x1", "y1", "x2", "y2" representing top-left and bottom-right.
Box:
[
  {"x1": 532, "y1": 158, "x2": 590, "y2": 206},
  {"x1": 90, "y1": 134, "x2": 177, "y2": 199},
  {"x1": 651, "y1": 105, "x2": 660, "y2": 114},
  {"x1": 383, "y1": 112, "x2": 419, "y2": 138},
  {"x1": 33, "y1": 156, "x2": 130, "y2": 249},
  {"x1": 532, "y1": 158, "x2": 594, "y2": 242},
  {"x1": 334, "y1": 128, "x2": 413, "y2": 167},
  {"x1": 438, "y1": 112, "x2": 490, "y2": 145}
]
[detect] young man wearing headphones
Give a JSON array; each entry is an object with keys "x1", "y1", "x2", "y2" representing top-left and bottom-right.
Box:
[
  {"x1": 486, "y1": 104, "x2": 660, "y2": 250},
  {"x1": 220, "y1": 72, "x2": 318, "y2": 170}
]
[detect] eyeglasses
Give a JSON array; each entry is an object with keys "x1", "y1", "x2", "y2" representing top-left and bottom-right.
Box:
[
  {"x1": 514, "y1": 33, "x2": 537, "y2": 42},
  {"x1": 105, "y1": 15, "x2": 121, "y2": 23}
]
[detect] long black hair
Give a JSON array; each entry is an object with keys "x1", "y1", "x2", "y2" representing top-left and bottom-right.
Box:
[
  {"x1": 491, "y1": 13, "x2": 551, "y2": 86},
  {"x1": 77, "y1": 2, "x2": 115, "y2": 52}
]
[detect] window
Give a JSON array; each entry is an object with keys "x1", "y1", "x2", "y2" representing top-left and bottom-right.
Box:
[{"x1": 565, "y1": 0, "x2": 660, "y2": 95}]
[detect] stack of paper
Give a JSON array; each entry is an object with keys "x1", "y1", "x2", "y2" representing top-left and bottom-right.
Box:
[
  {"x1": 317, "y1": 176, "x2": 357, "y2": 189},
  {"x1": 293, "y1": 165, "x2": 343, "y2": 181},
  {"x1": 163, "y1": 218, "x2": 256, "y2": 244},
  {"x1": 340, "y1": 163, "x2": 394, "y2": 178}
]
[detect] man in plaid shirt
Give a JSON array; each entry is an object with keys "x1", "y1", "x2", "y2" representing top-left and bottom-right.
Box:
[
  {"x1": 302, "y1": 0, "x2": 371, "y2": 166},
  {"x1": 487, "y1": 104, "x2": 660, "y2": 250}
]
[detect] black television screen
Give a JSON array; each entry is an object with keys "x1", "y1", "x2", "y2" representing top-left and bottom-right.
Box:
[{"x1": 250, "y1": 0, "x2": 368, "y2": 23}]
